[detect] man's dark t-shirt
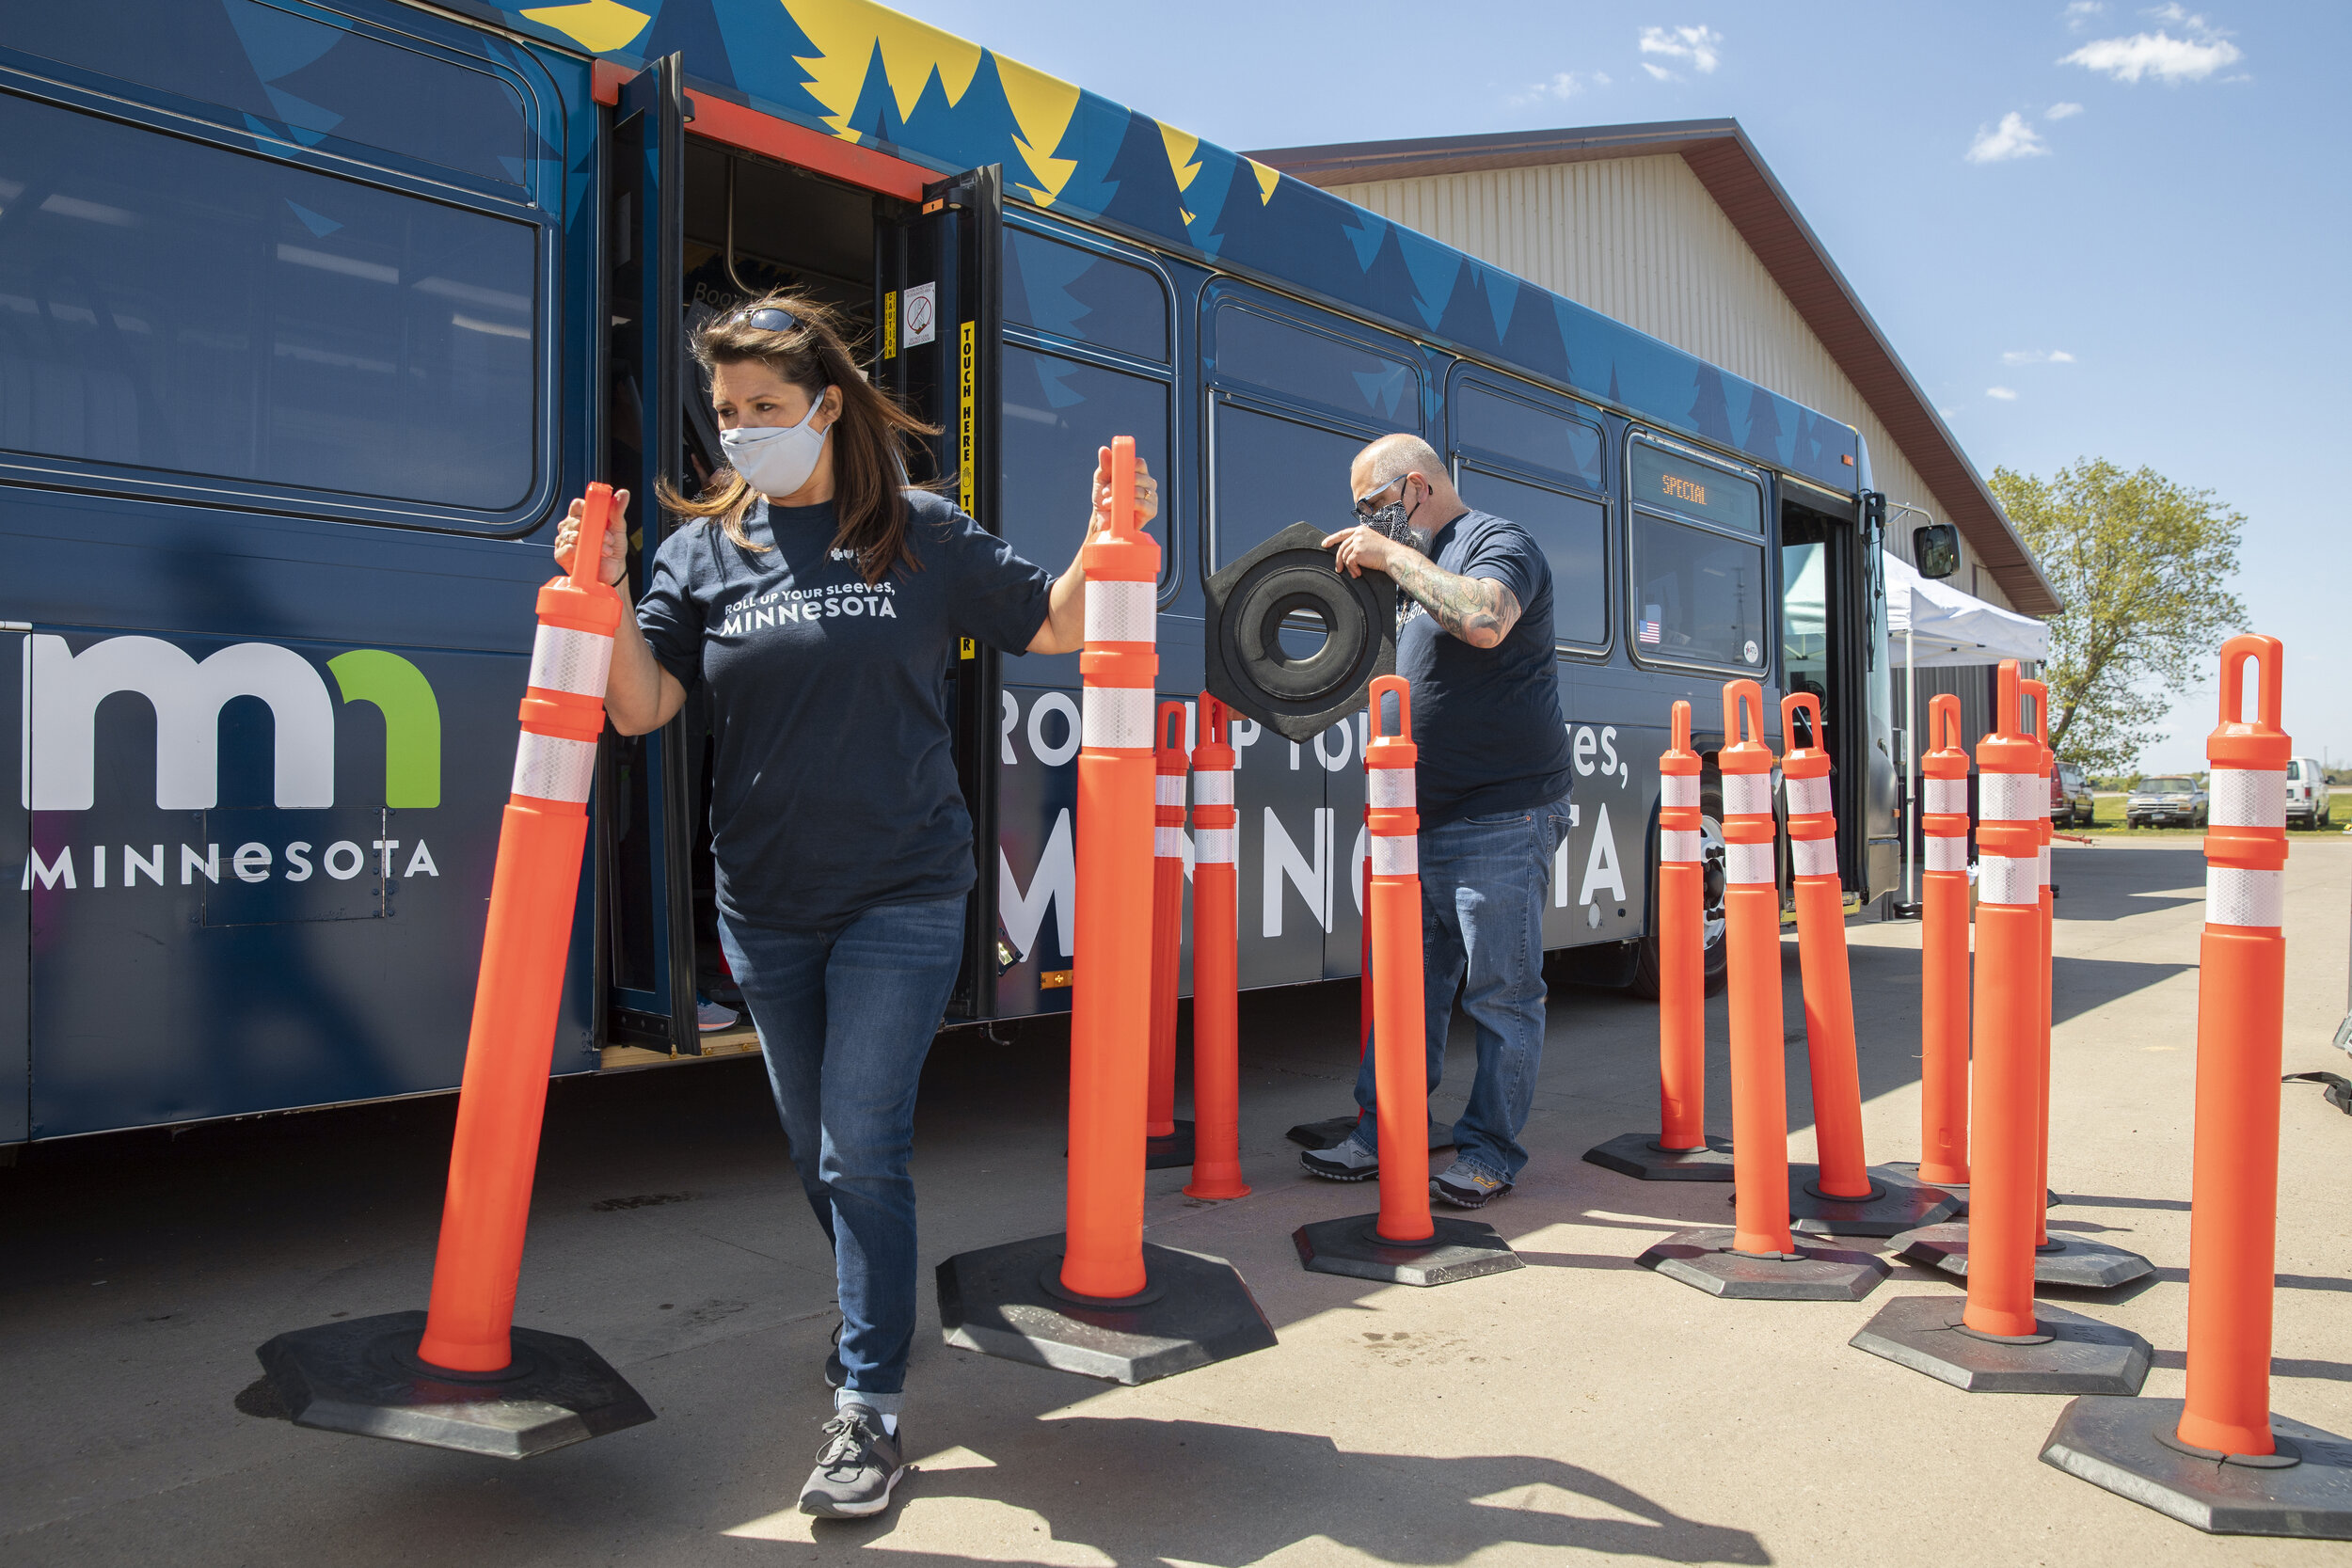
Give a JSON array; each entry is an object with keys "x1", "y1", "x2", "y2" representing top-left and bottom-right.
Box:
[
  {"x1": 1393, "y1": 508, "x2": 1574, "y2": 829},
  {"x1": 636, "y1": 491, "x2": 1053, "y2": 932}
]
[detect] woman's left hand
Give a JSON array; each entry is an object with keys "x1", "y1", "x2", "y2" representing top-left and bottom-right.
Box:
[{"x1": 1087, "y1": 447, "x2": 1158, "y2": 538}]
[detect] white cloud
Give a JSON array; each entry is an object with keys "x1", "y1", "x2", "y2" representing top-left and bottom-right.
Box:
[
  {"x1": 2062, "y1": 8, "x2": 2242, "y2": 83},
  {"x1": 1508, "y1": 70, "x2": 1612, "y2": 105},
  {"x1": 2065, "y1": 1, "x2": 2106, "y2": 27},
  {"x1": 1638, "y1": 24, "x2": 1724, "y2": 82},
  {"x1": 1986, "y1": 386, "x2": 2020, "y2": 401},
  {"x1": 1965, "y1": 113, "x2": 2050, "y2": 163},
  {"x1": 2002, "y1": 348, "x2": 2076, "y2": 364},
  {"x1": 2046, "y1": 101, "x2": 2087, "y2": 119}
]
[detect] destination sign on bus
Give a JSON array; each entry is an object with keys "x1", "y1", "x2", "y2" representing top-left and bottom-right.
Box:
[{"x1": 1631, "y1": 444, "x2": 1761, "y2": 535}]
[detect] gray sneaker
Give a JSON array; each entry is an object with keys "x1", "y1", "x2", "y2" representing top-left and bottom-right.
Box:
[
  {"x1": 1300, "y1": 1136, "x2": 1379, "y2": 1181},
  {"x1": 798, "y1": 1404, "x2": 904, "y2": 1518}
]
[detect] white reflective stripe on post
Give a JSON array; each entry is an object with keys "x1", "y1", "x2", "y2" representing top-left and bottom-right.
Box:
[
  {"x1": 1155, "y1": 775, "x2": 1186, "y2": 808},
  {"x1": 1724, "y1": 774, "x2": 1773, "y2": 816},
  {"x1": 1924, "y1": 778, "x2": 1968, "y2": 816},
  {"x1": 1081, "y1": 686, "x2": 1152, "y2": 750},
  {"x1": 1785, "y1": 776, "x2": 1833, "y2": 816},
  {"x1": 2209, "y1": 768, "x2": 2286, "y2": 829},
  {"x1": 1979, "y1": 772, "x2": 2042, "y2": 822},
  {"x1": 1979, "y1": 854, "x2": 2039, "y2": 906},
  {"x1": 1368, "y1": 768, "x2": 1415, "y2": 807},
  {"x1": 1083, "y1": 579, "x2": 1155, "y2": 643},
  {"x1": 527, "y1": 624, "x2": 614, "y2": 699},
  {"x1": 1154, "y1": 826, "x2": 1184, "y2": 859},
  {"x1": 1925, "y1": 836, "x2": 1969, "y2": 873},
  {"x1": 1194, "y1": 827, "x2": 1236, "y2": 864},
  {"x1": 1369, "y1": 834, "x2": 1418, "y2": 877},
  {"x1": 511, "y1": 732, "x2": 597, "y2": 803},
  {"x1": 1661, "y1": 775, "x2": 1700, "y2": 810},
  {"x1": 1195, "y1": 770, "x2": 1233, "y2": 806},
  {"x1": 1724, "y1": 842, "x2": 1775, "y2": 886},
  {"x1": 1790, "y1": 837, "x2": 1837, "y2": 879},
  {"x1": 2207, "y1": 866, "x2": 2284, "y2": 929},
  {"x1": 1662, "y1": 830, "x2": 1702, "y2": 863},
  {"x1": 2039, "y1": 846, "x2": 2052, "y2": 886}
]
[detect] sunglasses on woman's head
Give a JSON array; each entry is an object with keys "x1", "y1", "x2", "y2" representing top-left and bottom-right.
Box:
[{"x1": 734, "y1": 306, "x2": 802, "y2": 333}]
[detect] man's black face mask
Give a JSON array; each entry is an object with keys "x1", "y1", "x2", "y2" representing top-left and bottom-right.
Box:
[{"x1": 1358, "y1": 478, "x2": 1428, "y2": 556}]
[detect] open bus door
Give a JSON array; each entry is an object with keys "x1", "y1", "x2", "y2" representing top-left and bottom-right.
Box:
[
  {"x1": 599, "y1": 54, "x2": 699, "y2": 1053},
  {"x1": 1859, "y1": 491, "x2": 1899, "y2": 899},
  {"x1": 1779, "y1": 482, "x2": 1894, "y2": 897},
  {"x1": 876, "y1": 166, "x2": 1003, "y2": 1021}
]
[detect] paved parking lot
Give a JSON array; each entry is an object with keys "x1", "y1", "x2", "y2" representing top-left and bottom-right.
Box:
[{"x1": 4, "y1": 838, "x2": 2348, "y2": 1566}]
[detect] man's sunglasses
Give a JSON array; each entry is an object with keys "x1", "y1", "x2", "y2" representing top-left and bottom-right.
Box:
[{"x1": 1351, "y1": 475, "x2": 1411, "y2": 519}]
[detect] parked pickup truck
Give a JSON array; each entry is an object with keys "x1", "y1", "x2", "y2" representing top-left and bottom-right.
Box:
[
  {"x1": 2286, "y1": 756, "x2": 2332, "y2": 830},
  {"x1": 2126, "y1": 775, "x2": 2207, "y2": 829},
  {"x1": 2051, "y1": 762, "x2": 2095, "y2": 828}
]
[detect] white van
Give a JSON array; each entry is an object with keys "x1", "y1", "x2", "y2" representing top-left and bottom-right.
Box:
[{"x1": 2286, "y1": 757, "x2": 2332, "y2": 830}]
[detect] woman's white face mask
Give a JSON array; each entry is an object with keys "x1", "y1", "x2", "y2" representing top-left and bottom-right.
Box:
[{"x1": 721, "y1": 391, "x2": 830, "y2": 499}]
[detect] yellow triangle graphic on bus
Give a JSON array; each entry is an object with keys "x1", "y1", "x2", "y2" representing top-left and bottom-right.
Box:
[{"x1": 518, "y1": 0, "x2": 650, "y2": 54}]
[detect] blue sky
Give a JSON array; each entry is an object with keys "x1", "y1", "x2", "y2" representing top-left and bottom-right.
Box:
[{"x1": 908, "y1": 0, "x2": 2348, "y2": 772}]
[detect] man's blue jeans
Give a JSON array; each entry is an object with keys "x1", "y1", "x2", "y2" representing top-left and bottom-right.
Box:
[
  {"x1": 717, "y1": 895, "x2": 965, "y2": 1417},
  {"x1": 1351, "y1": 795, "x2": 1571, "y2": 1183}
]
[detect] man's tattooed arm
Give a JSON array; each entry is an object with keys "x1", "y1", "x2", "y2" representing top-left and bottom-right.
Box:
[{"x1": 1382, "y1": 554, "x2": 1521, "y2": 649}]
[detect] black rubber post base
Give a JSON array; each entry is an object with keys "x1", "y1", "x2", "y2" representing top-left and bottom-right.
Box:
[
  {"x1": 1637, "y1": 1227, "x2": 1889, "y2": 1301},
  {"x1": 1145, "y1": 1120, "x2": 1195, "y2": 1171},
  {"x1": 935, "y1": 1233, "x2": 1276, "y2": 1386},
  {"x1": 2041, "y1": 1396, "x2": 2352, "y2": 1539},
  {"x1": 1581, "y1": 1132, "x2": 1735, "y2": 1182},
  {"x1": 1848, "y1": 1294, "x2": 2150, "y2": 1393},
  {"x1": 1285, "y1": 1115, "x2": 1453, "y2": 1151},
  {"x1": 1893, "y1": 1223, "x2": 2155, "y2": 1290},
  {"x1": 1876, "y1": 1164, "x2": 2062, "y2": 1219},
  {"x1": 1293, "y1": 1212, "x2": 1524, "y2": 1287},
  {"x1": 1752, "y1": 1163, "x2": 1960, "y2": 1237},
  {"x1": 254, "y1": 1310, "x2": 654, "y2": 1459}
]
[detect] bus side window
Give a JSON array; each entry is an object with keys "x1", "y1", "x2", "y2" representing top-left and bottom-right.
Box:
[
  {"x1": 1203, "y1": 297, "x2": 1422, "y2": 568},
  {"x1": 0, "y1": 90, "x2": 542, "y2": 517},
  {"x1": 10, "y1": 0, "x2": 535, "y2": 190},
  {"x1": 1450, "y1": 381, "x2": 1610, "y2": 652},
  {"x1": 1626, "y1": 437, "x2": 1768, "y2": 673},
  {"x1": 998, "y1": 225, "x2": 1173, "y2": 579}
]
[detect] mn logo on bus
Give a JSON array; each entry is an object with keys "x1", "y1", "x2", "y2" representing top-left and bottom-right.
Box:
[{"x1": 22, "y1": 635, "x2": 440, "y2": 811}]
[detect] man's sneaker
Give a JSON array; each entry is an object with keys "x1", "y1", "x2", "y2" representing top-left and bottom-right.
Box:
[
  {"x1": 798, "y1": 1404, "x2": 905, "y2": 1518},
  {"x1": 696, "y1": 996, "x2": 739, "y2": 1032},
  {"x1": 1432, "y1": 1164, "x2": 1513, "y2": 1209},
  {"x1": 822, "y1": 1320, "x2": 845, "y2": 1390},
  {"x1": 1300, "y1": 1137, "x2": 1379, "y2": 1182}
]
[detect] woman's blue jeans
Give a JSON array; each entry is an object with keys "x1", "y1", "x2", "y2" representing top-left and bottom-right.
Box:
[
  {"x1": 1350, "y1": 795, "x2": 1571, "y2": 1183},
  {"x1": 717, "y1": 895, "x2": 965, "y2": 1416}
]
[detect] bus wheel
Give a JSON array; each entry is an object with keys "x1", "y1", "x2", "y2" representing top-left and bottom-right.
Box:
[{"x1": 1629, "y1": 791, "x2": 1729, "y2": 999}]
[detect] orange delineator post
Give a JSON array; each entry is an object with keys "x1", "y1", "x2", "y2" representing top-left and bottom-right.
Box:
[
  {"x1": 1721, "y1": 681, "x2": 1794, "y2": 1258},
  {"x1": 2022, "y1": 677, "x2": 2057, "y2": 1245},
  {"x1": 1061, "y1": 436, "x2": 1160, "y2": 1301},
  {"x1": 1962, "y1": 660, "x2": 2043, "y2": 1340},
  {"x1": 1359, "y1": 843, "x2": 1374, "y2": 1059},
  {"x1": 1916, "y1": 693, "x2": 1971, "y2": 1186},
  {"x1": 1148, "y1": 701, "x2": 1188, "y2": 1144},
  {"x1": 1364, "y1": 674, "x2": 1434, "y2": 1245},
  {"x1": 1656, "y1": 701, "x2": 1707, "y2": 1152},
  {"x1": 2178, "y1": 635, "x2": 2292, "y2": 1457},
  {"x1": 1781, "y1": 691, "x2": 1872, "y2": 1200},
  {"x1": 417, "y1": 483, "x2": 623, "y2": 1372},
  {"x1": 1184, "y1": 695, "x2": 1248, "y2": 1201}
]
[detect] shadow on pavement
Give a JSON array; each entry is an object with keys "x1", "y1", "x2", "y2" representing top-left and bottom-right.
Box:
[{"x1": 2048, "y1": 845, "x2": 2208, "y2": 924}]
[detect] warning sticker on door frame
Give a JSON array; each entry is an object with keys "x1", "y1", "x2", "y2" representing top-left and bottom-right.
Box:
[{"x1": 902, "y1": 281, "x2": 937, "y2": 348}]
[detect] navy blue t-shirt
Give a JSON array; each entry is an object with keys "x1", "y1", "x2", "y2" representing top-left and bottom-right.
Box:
[
  {"x1": 637, "y1": 490, "x2": 1054, "y2": 932},
  {"x1": 1394, "y1": 508, "x2": 1574, "y2": 828}
]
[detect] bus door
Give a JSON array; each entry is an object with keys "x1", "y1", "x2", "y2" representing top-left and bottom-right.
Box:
[
  {"x1": 600, "y1": 54, "x2": 699, "y2": 1053},
  {"x1": 877, "y1": 166, "x2": 1005, "y2": 1019},
  {"x1": 1777, "y1": 483, "x2": 1896, "y2": 895}
]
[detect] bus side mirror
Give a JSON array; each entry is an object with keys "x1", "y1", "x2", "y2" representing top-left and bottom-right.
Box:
[{"x1": 1913, "y1": 523, "x2": 1960, "y2": 579}]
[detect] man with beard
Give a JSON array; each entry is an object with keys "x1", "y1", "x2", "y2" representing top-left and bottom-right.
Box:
[{"x1": 1306, "y1": 434, "x2": 1575, "y2": 1209}]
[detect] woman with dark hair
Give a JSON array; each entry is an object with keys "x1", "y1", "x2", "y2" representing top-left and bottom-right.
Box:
[{"x1": 555, "y1": 291, "x2": 1154, "y2": 1518}]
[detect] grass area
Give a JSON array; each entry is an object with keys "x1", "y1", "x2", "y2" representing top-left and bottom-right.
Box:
[{"x1": 2066, "y1": 792, "x2": 2344, "y2": 837}]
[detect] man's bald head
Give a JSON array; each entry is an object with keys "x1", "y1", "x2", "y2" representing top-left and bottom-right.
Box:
[{"x1": 1352, "y1": 434, "x2": 1445, "y2": 494}]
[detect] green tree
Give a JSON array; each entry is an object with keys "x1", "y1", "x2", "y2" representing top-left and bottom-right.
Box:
[{"x1": 1990, "y1": 459, "x2": 2246, "y2": 774}]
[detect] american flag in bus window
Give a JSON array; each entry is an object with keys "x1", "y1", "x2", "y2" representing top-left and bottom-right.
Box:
[{"x1": 1640, "y1": 604, "x2": 1663, "y2": 645}]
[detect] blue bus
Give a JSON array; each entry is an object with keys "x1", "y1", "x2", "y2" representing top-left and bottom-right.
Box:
[{"x1": 0, "y1": 0, "x2": 1895, "y2": 1144}]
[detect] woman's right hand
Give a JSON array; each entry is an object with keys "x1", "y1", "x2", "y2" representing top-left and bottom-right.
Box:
[{"x1": 553, "y1": 487, "x2": 631, "y2": 587}]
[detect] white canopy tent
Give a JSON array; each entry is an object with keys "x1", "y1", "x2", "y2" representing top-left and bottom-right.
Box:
[{"x1": 1883, "y1": 550, "x2": 2050, "y2": 907}]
